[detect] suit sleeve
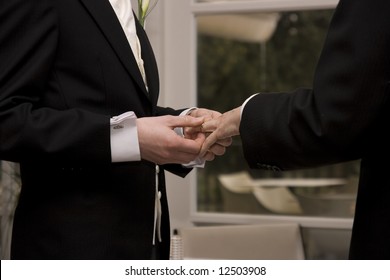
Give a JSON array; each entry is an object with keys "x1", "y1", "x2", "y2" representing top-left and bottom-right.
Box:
[
  {"x1": 240, "y1": 0, "x2": 390, "y2": 170},
  {"x1": 0, "y1": 0, "x2": 111, "y2": 165}
]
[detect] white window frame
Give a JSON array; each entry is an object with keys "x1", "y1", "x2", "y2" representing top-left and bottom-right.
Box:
[{"x1": 146, "y1": 0, "x2": 351, "y2": 231}]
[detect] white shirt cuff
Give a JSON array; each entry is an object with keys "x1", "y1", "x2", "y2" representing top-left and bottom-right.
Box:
[
  {"x1": 176, "y1": 107, "x2": 205, "y2": 168},
  {"x1": 182, "y1": 157, "x2": 205, "y2": 168},
  {"x1": 241, "y1": 93, "x2": 259, "y2": 119},
  {"x1": 110, "y1": 111, "x2": 141, "y2": 162}
]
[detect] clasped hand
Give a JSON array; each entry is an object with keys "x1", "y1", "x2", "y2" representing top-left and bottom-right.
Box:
[
  {"x1": 198, "y1": 106, "x2": 242, "y2": 157},
  {"x1": 136, "y1": 108, "x2": 234, "y2": 165}
]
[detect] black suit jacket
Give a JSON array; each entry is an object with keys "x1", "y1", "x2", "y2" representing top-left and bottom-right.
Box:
[
  {"x1": 240, "y1": 0, "x2": 390, "y2": 259},
  {"x1": 0, "y1": 0, "x2": 189, "y2": 259}
]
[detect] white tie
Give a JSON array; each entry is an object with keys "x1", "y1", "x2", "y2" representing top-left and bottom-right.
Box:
[{"x1": 109, "y1": 0, "x2": 148, "y2": 90}]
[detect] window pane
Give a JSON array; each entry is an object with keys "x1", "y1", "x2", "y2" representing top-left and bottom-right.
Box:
[{"x1": 196, "y1": 9, "x2": 360, "y2": 218}]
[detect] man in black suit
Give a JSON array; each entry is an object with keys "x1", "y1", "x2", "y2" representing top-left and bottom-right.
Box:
[
  {"x1": 0, "y1": 0, "x2": 230, "y2": 259},
  {"x1": 200, "y1": 0, "x2": 390, "y2": 259}
]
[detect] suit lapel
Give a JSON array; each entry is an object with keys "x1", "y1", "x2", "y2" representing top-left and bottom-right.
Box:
[
  {"x1": 135, "y1": 17, "x2": 160, "y2": 105},
  {"x1": 79, "y1": 0, "x2": 149, "y2": 97}
]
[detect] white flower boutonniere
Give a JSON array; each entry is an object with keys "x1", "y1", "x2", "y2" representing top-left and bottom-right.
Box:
[{"x1": 138, "y1": 0, "x2": 159, "y2": 28}]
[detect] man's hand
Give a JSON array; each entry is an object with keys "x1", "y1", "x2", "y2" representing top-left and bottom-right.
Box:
[
  {"x1": 186, "y1": 108, "x2": 233, "y2": 161},
  {"x1": 137, "y1": 115, "x2": 205, "y2": 165},
  {"x1": 199, "y1": 106, "x2": 241, "y2": 157}
]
